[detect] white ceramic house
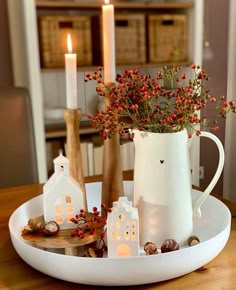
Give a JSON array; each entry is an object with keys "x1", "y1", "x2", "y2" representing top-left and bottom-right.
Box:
[
  {"x1": 107, "y1": 196, "x2": 139, "y2": 258},
  {"x1": 43, "y1": 153, "x2": 84, "y2": 230}
]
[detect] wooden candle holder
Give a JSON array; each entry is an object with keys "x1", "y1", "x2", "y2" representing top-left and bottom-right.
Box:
[
  {"x1": 102, "y1": 83, "x2": 124, "y2": 208},
  {"x1": 63, "y1": 108, "x2": 87, "y2": 211}
]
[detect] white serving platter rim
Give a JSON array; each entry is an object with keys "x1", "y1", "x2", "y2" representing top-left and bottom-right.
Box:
[{"x1": 9, "y1": 181, "x2": 231, "y2": 286}]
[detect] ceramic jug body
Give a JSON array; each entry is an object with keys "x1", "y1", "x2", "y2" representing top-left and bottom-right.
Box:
[{"x1": 132, "y1": 129, "x2": 224, "y2": 246}]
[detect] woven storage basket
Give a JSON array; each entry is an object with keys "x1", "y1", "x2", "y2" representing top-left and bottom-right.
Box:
[
  {"x1": 115, "y1": 14, "x2": 146, "y2": 65},
  {"x1": 148, "y1": 14, "x2": 188, "y2": 63},
  {"x1": 38, "y1": 15, "x2": 92, "y2": 68}
]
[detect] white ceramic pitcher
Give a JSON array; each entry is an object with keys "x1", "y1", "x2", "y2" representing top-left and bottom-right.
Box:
[{"x1": 132, "y1": 129, "x2": 225, "y2": 246}]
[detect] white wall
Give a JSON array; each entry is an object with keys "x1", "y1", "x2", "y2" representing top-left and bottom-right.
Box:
[
  {"x1": 8, "y1": 0, "x2": 47, "y2": 183},
  {"x1": 224, "y1": 0, "x2": 236, "y2": 200}
]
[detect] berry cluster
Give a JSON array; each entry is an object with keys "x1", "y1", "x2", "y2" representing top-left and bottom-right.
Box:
[
  {"x1": 85, "y1": 65, "x2": 236, "y2": 139},
  {"x1": 70, "y1": 204, "x2": 111, "y2": 257}
]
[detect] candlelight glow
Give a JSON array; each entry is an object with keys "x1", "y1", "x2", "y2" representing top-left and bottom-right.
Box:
[
  {"x1": 102, "y1": 0, "x2": 115, "y2": 82},
  {"x1": 67, "y1": 34, "x2": 72, "y2": 53},
  {"x1": 65, "y1": 33, "x2": 77, "y2": 109}
]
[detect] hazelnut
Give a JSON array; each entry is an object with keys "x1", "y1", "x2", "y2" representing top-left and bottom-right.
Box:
[
  {"x1": 86, "y1": 248, "x2": 97, "y2": 258},
  {"x1": 43, "y1": 221, "x2": 60, "y2": 236},
  {"x1": 144, "y1": 242, "x2": 158, "y2": 255},
  {"x1": 86, "y1": 247, "x2": 104, "y2": 258},
  {"x1": 187, "y1": 235, "x2": 200, "y2": 246},
  {"x1": 161, "y1": 239, "x2": 179, "y2": 253}
]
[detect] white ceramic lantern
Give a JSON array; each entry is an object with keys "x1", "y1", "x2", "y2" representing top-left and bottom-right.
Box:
[
  {"x1": 107, "y1": 197, "x2": 139, "y2": 258},
  {"x1": 43, "y1": 153, "x2": 84, "y2": 229}
]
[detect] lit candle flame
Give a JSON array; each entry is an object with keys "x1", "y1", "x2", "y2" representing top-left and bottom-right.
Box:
[
  {"x1": 67, "y1": 34, "x2": 72, "y2": 54},
  {"x1": 105, "y1": 0, "x2": 110, "y2": 4}
]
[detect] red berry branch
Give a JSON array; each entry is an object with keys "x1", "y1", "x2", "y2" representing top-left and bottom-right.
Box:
[
  {"x1": 85, "y1": 65, "x2": 236, "y2": 139},
  {"x1": 70, "y1": 203, "x2": 112, "y2": 257}
]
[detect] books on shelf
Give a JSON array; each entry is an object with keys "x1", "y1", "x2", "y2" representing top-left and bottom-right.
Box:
[
  {"x1": 94, "y1": 145, "x2": 103, "y2": 175},
  {"x1": 121, "y1": 141, "x2": 135, "y2": 171},
  {"x1": 80, "y1": 142, "x2": 89, "y2": 177},
  {"x1": 87, "y1": 142, "x2": 94, "y2": 176},
  {"x1": 81, "y1": 141, "x2": 135, "y2": 177},
  {"x1": 64, "y1": 141, "x2": 95, "y2": 177},
  {"x1": 80, "y1": 142, "x2": 94, "y2": 177},
  {"x1": 48, "y1": 140, "x2": 135, "y2": 178}
]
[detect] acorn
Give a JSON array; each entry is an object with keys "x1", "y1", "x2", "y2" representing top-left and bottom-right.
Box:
[
  {"x1": 187, "y1": 235, "x2": 200, "y2": 246},
  {"x1": 43, "y1": 221, "x2": 60, "y2": 236},
  {"x1": 161, "y1": 239, "x2": 179, "y2": 253}
]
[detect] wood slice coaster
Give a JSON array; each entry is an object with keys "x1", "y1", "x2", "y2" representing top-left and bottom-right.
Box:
[{"x1": 21, "y1": 226, "x2": 104, "y2": 256}]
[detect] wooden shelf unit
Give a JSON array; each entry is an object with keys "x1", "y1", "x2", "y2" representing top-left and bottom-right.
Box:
[
  {"x1": 7, "y1": 0, "x2": 203, "y2": 182},
  {"x1": 36, "y1": 1, "x2": 194, "y2": 10},
  {"x1": 36, "y1": 0, "x2": 194, "y2": 70},
  {"x1": 45, "y1": 125, "x2": 98, "y2": 140},
  {"x1": 40, "y1": 60, "x2": 192, "y2": 73}
]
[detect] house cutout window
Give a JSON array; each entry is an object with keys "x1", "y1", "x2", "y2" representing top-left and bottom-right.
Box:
[
  {"x1": 116, "y1": 231, "x2": 121, "y2": 240},
  {"x1": 110, "y1": 222, "x2": 114, "y2": 230},
  {"x1": 55, "y1": 205, "x2": 63, "y2": 214},
  {"x1": 54, "y1": 194, "x2": 74, "y2": 225},
  {"x1": 125, "y1": 231, "x2": 129, "y2": 240},
  {"x1": 117, "y1": 244, "x2": 131, "y2": 257},
  {"x1": 131, "y1": 231, "x2": 136, "y2": 240},
  {"x1": 66, "y1": 196, "x2": 71, "y2": 203},
  {"x1": 66, "y1": 205, "x2": 73, "y2": 213},
  {"x1": 66, "y1": 215, "x2": 73, "y2": 222},
  {"x1": 119, "y1": 213, "x2": 125, "y2": 220},
  {"x1": 60, "y1": 165, "x2": 64, "y2": 172},
  {"x1": 111, "y1": 232, "x2": 115, "y2": 240},
  {"x1": 55, "y1": 216, "x2": 64, "y2": 224}
]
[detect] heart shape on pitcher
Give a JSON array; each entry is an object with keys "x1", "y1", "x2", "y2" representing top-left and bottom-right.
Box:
[{"x1": 160, "y1": 160, "x2": 164, "y2": 164}]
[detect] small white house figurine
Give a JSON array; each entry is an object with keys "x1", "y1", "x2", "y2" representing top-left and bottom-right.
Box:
[
  {"x1": 43, "y1": 153, "x2": 85, "y2": 230},
  {"x1": 107, "y1": 196, "x2": 139, "y2": 258}
]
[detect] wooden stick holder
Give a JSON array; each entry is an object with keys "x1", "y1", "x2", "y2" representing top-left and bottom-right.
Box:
[
  {"x1": 102, "y1": 83, "x2": 124, "y2": 208},
  {"x1": 63, "y1": 108, "x2": 87, "y2": 211}
]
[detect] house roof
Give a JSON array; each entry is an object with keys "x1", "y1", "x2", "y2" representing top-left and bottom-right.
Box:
[
  {"x1": 44, "y1": 171, "x2": 81, "y2": 190},
  {"x1": 54, "y1": 152, "x2": 69, "y2": 165},
  {"x1": 113, "y1": 196, "x2": 132, "y2": 209},
  {"x1": 110, "y1": 196, "x2": 138, "y2": 220}
]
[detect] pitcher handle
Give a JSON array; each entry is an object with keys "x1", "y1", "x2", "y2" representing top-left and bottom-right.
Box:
[{"x1": 190, "y1": 131, "x2": 225, "y2": 218}]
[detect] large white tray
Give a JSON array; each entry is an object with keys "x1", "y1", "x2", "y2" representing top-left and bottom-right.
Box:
[{"x1": 9, "y1": 181, "x2": 231, "y2": 286}]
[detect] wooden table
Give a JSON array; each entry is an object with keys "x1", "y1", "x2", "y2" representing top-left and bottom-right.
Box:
[{"x1": 1, "y1": 179, "x2": 236, "y2": 290}]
